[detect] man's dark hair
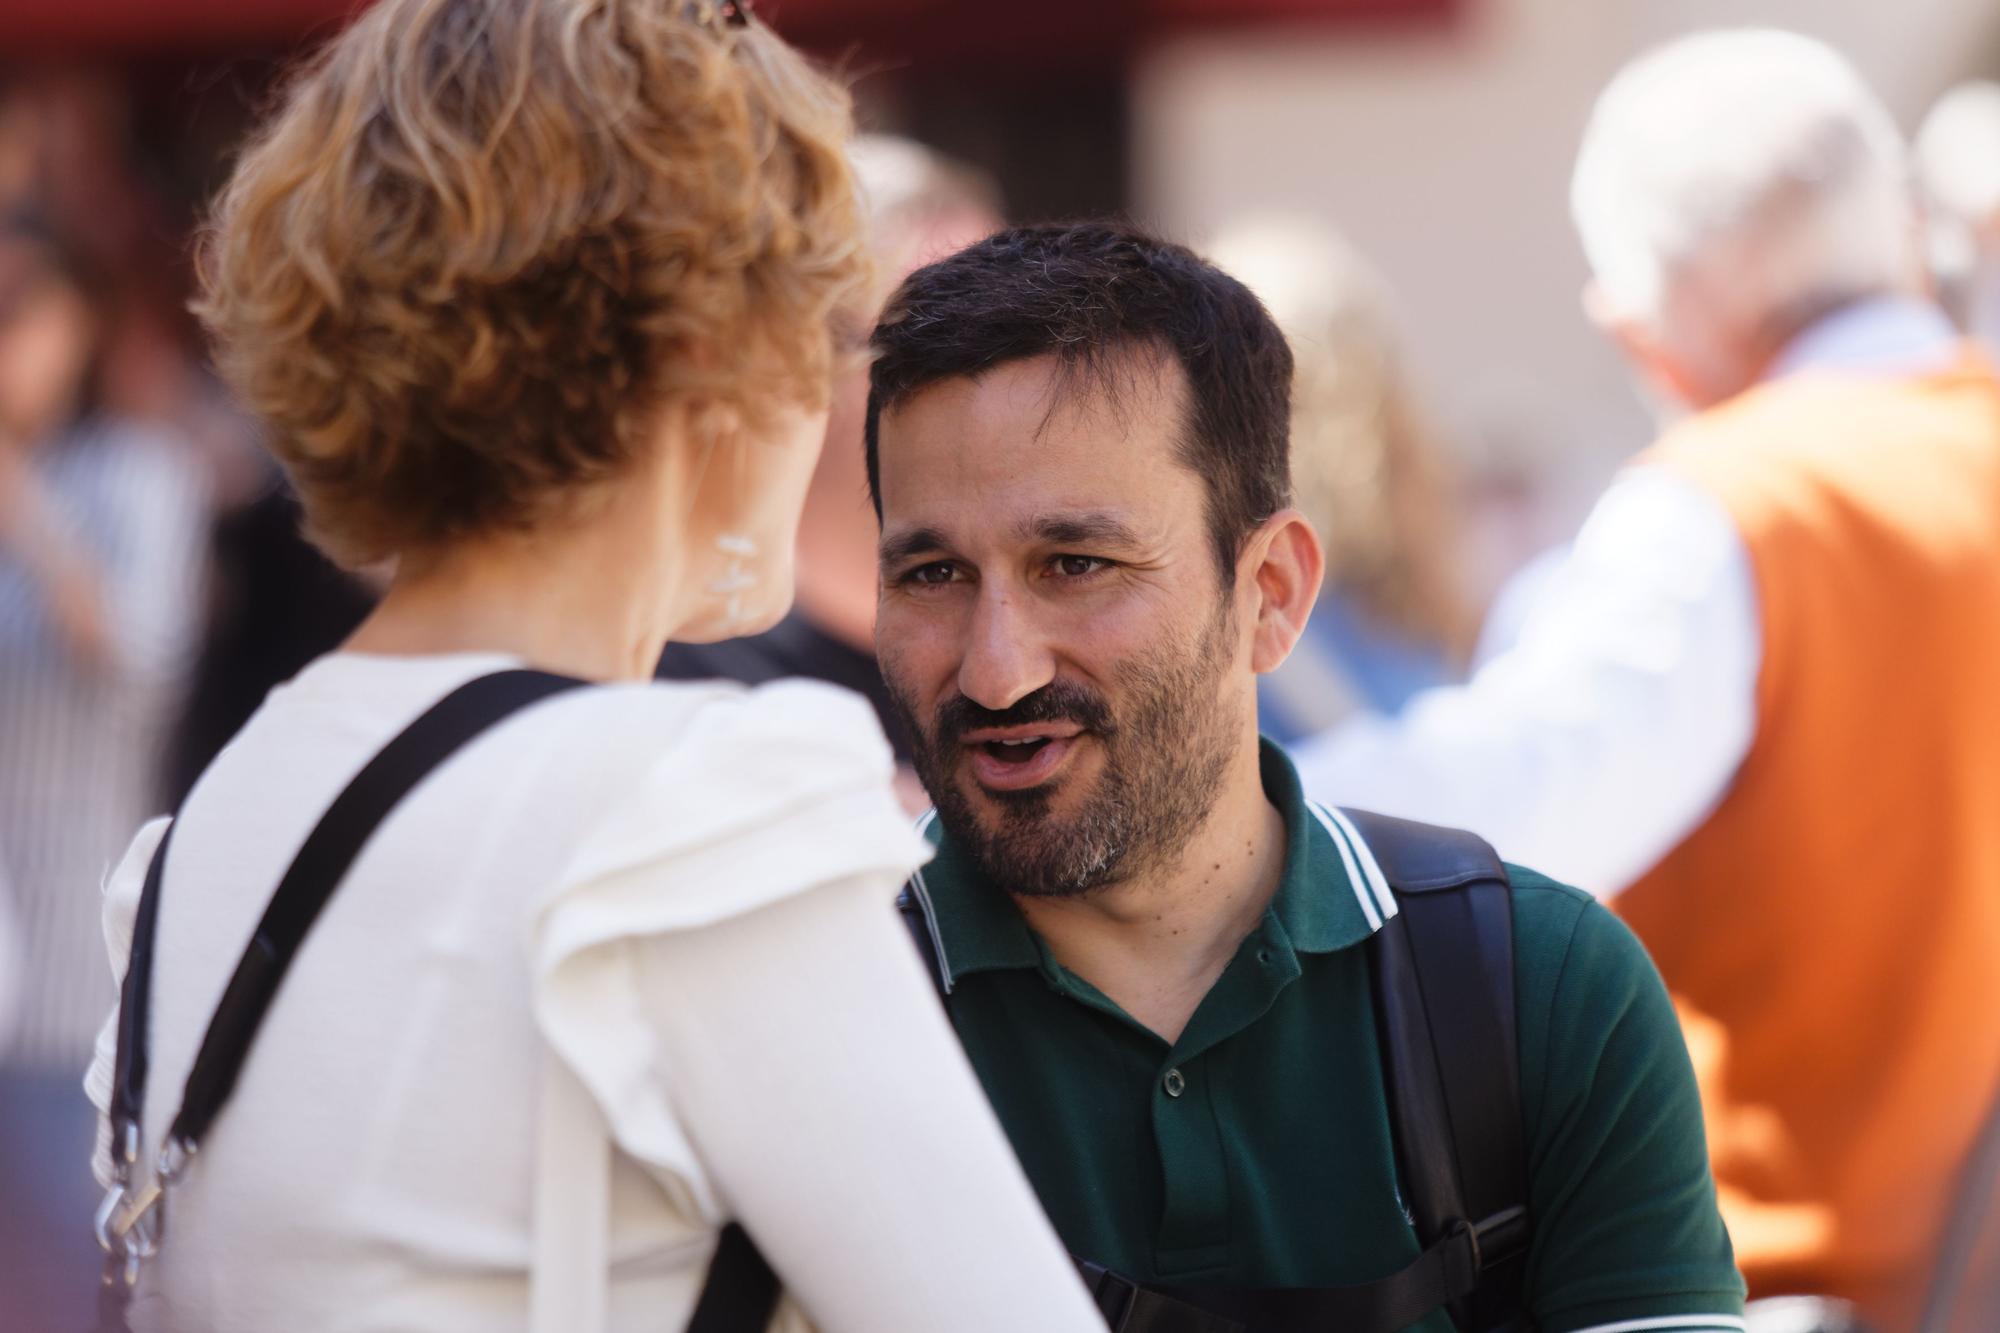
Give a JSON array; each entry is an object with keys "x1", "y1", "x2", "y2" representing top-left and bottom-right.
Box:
[{"x1": 864, "y1": 221, "x2": 1293, "y2": 579}]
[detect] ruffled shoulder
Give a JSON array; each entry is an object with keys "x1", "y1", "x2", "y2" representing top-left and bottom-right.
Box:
[{"x1": 527, "y1": 678, "x2": 933, "y2": 1218}]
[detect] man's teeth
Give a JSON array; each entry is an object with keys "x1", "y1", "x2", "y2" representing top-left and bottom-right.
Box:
[{"x1": 981, "y1": 735, "x2": 1059, "y2": 760}]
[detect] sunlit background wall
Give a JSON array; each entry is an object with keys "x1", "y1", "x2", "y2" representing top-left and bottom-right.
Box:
[{"x1": 8, "y1": 0, "x2": 1990, "y2": 620}]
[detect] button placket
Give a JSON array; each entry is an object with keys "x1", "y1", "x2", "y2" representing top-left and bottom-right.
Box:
[{"x1": 1149, "y1": 1055, "x2": 1231, "y2": 1273}]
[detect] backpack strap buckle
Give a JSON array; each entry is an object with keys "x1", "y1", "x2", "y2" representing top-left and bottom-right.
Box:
[
  {"x1": 1471, "y1": 1204, "x2": 1531, "y2": 1269},
  {"x1": 94, "y1": 1135, "x2": 193, "y2": 1283},
  {"x1": 1074, "y1": 1258, "x2": 1249, "y2": 1333},
  {"x1": 1076, "y1": 1258, "x2": 1137, "y2": 1327}
]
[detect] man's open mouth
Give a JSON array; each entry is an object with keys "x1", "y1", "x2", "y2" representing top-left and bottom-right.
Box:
[
  {"x1": 961, "y1": 725, "x2": 1086, "y2": 792},
  {"x1": 980, "y1": 736, "x2": 1054, "y2": 761}
]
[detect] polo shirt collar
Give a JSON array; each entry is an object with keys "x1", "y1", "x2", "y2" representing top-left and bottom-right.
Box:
[
  {"x1": 912, "y1": 740, "x2": 1390, "y2": 992},
  {"x1": 909, "y1": 806, "x2": 1043, "y2": 984}
]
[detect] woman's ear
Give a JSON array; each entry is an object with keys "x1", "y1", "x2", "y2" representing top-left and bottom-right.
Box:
[{"x1": 1244, "y1": 510, "x2": 1324, "y2": 675}]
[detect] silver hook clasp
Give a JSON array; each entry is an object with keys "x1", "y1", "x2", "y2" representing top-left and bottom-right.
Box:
[{"x1": 94, "y1": 1135, "x2": 195, "y2": 1292}]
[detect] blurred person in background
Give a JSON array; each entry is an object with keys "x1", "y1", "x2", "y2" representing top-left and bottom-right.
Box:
[
  {"x1": 0, "y1": 214, "x2": 208, "y2": 1332},
  {"x1": 0, "y1": 72, "x2": 212, "y2": 445},
  {"x1": 0, "y1": 71, "x2": 380, "y2": 813},
  {"x1": 657, "y1": 132, "x2": 1001, "y2": 782},
  {"x1": 1427, "y1": 412, "x2": 1579, "y2": 671},
  {"x1": 82, "y1": 2, "x2": 1106, "y2": 1329},
  {"x1": 166, "y1": 464, "x2": 378, "y2": 804},
  {"x1": 1207, "y1": 216, "x2": 1476, "y2": 741},
  {"x1": 0, "y1": 856, "x2": 19, "y2": 1054},
  {"x1": 1915, "y1": 81, "x2": 2000, "y2": 349},
  {"x1": 1295, "y1": 29, "x2": 2000, "y2": 1329}
]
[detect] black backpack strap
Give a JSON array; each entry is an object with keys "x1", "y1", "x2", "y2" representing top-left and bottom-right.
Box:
[
  {"x1": 1076, "y1": 803, "x2": 1531, "y2": 1333},
  {"x1": 109, "y1": 669, "x2": 586, "y2": 1159},
  {"x1": 1078, "y1": 1236, "x2": 1486, "y2": 1332},
  {"x1": 102, "y1": 669, "x2": 796, "y2": 1332},
  {"x1": 1348, "y1": 807, "x2": 1531, "y2": 1332},
  {"x1": 100, "y1": 669, "x2": 587, "y2": 1297},
  {"x1": 106, "y1": 820, "x2": 175, "y2": 1175},
  {"x1": 686, "y1": 1223, "x2": 781, "y2": 1333},
  {"x1": 166, "y1": 670, "x2": 590, "y2": 1150}
]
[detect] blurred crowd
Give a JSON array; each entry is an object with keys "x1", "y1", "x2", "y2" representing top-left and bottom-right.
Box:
[
  {"x1": 0, "y1": 69, "x2": 375, "y2": 1330},
  {"x1": 5, "y1": 10, "x2": 2000, "y2": 1333}
]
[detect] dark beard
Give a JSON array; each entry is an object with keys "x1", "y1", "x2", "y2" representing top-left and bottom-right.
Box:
[{"x1": 888, "y1": 608, "x2": 1238, "y2": 898}]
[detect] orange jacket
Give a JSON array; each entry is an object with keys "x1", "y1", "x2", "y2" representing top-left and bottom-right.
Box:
[{"x1": 1618, "y1": 359, "x2": 2000, "y2": 1330}]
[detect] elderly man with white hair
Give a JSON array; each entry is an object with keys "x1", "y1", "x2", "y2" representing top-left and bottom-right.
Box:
[{"x1": 1296, "y1": 29, "x2": 2000, "y2": 1329}]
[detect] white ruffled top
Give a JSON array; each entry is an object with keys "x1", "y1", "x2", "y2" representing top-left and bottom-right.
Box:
[{"x1": 84, "y1": 652, "x2": 1101, "y2": 1332}]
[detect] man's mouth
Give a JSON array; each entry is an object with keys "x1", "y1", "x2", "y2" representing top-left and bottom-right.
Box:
[{"x1": 961, "y1": 723, "x2": 1086, "y2": 792}]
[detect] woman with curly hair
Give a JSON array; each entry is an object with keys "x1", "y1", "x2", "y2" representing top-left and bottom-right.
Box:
[{"x1": 81, "y1": 2, "x2": 1104, "y2": 1329}]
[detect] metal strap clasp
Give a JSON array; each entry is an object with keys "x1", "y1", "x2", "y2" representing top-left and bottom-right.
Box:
[{"x1": 95, "y1": 1135, "x2": 194, "y2": 1293}]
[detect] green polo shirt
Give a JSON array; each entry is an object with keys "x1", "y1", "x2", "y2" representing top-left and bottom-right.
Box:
[{"x1": 915, "y1": 741, "x2": 1744, "y2": 1333}]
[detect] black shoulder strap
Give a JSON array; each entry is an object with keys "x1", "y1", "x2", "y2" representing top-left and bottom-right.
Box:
[
  {"x1": 112, "y1": 669, "x2": 587, "y2": 1162},
  {"x1": 686, "y1": 1223, "x2": 781, "y2": 1333},
  {"x1": 112, "y1": 668, "x2": 795, "y2": 1332},
  {"x1": 1348, "y1": 807, "x2": 1531, "y2": 1333}
]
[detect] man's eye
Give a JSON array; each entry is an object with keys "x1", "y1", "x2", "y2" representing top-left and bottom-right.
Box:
[
  {"x1": 1051, "y1": 555, "x2": 1108, "y2": 579},
  {"x1": 904, "y1": 562, "x2": 957, "y2": 587}
]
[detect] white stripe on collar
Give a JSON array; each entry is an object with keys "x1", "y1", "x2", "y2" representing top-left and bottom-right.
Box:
[
  {"x1": 1305, "y1": 801, "x2": 1398, "y2": 934},
  {"x1": 1312, "y1": 802, "x2": 1399, "y2": 926},
  {"x1": 909, "y1": 803, "x2": 1405, "y2": 977},
  {"x1": 1564, "y1": 1316, "x2": 1747, "y2": 1333},
  {"x1": 907, "y1": 808, "x2": 955, "y2": 995}
]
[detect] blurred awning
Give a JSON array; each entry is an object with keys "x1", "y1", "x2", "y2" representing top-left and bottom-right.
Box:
[{"x1": 0, "y1": 0, "x2": 1460, "y2": 60}]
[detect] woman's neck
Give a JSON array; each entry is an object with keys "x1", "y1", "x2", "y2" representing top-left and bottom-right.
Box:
[{"x1": 346, "y1": 491, "x2": 687, "y2": 683}]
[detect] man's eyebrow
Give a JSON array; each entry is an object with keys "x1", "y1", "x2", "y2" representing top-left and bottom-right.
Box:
[
  {"x1": 1022, "y1": 512, "x2": 1143, "y2": 548},
  {"x1": 879, "y1": 526, "x2": 951, "y2": 568}
]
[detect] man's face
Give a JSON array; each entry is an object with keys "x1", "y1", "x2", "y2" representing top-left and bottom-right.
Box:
[{"x1": 874, "y1": 351, "x2": 1255, "y2": 897}]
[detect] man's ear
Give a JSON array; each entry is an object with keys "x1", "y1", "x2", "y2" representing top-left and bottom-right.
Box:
[{"x1": 1242, "y1": 509, "x2": 1324, "y2": 675}]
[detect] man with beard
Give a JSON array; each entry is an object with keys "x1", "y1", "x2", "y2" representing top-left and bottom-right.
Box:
[{"x1": 866, "y1": 222, "x2": 1745, "y2": 1333}]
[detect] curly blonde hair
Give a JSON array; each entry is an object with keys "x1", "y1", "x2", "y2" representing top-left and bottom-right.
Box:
[{"x1": 196, "y1": 0, "x2": 869, "y2": 566}]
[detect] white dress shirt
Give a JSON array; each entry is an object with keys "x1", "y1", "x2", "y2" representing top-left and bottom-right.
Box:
[
  {"x1": 1292, "y1": 298, "x2": 1961, "y2": 898},
  {"x1": 85, "y1": 653, "x2": 1104, "y2": 1332}
]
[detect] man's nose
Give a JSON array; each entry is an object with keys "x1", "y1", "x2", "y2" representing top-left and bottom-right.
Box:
[{"x1": 957, "y1": 585, "x2": 1056, "y2": 712}]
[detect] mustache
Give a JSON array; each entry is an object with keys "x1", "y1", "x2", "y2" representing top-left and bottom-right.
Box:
[{"x1": 933, "y1": 680, "x2": 1115, "y2": 747}]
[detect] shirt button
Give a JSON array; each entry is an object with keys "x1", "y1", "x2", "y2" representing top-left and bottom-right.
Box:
[{"x1": 1162, "y1": 1068, "x2": 1187, "y2": 1098}]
